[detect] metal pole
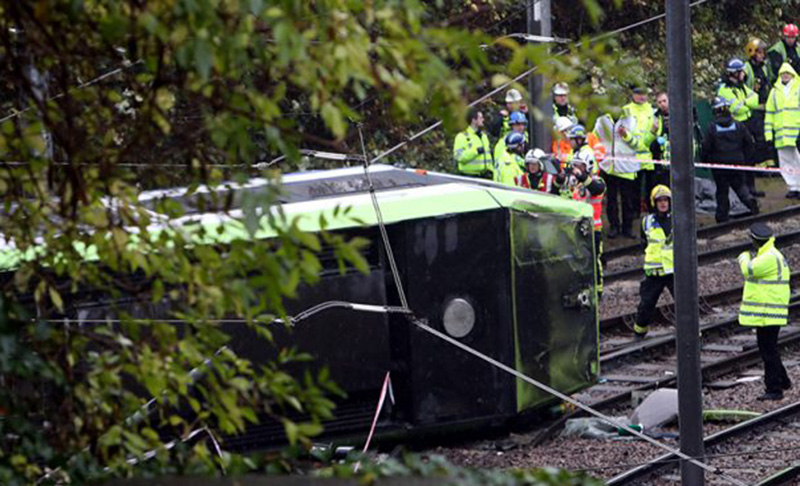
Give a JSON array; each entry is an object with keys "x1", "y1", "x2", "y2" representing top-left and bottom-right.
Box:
[
  {"x1": 665, "y1": 1, "x2": 705, "y2": 485},
  {"x1": 528, "y1": 0, "x2": 552, "y2": 150}
]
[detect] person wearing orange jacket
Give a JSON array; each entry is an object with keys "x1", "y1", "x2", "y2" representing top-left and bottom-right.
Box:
[{"x1": 552, "y1": 116, "x2": 574, "y2": 169}]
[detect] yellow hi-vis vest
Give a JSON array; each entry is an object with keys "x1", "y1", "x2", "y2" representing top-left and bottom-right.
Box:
[
  {"x1": 738, "y1": 238, "x2": 790, "y2": 327},
  {"x1": 493, "y1": 150, "x2": 524, "y2": 187},
  {"x1": 642, "y1": 213, "x2": 673, "y2": 276},
  {"x1": 765, "y1": 63, "x2": 800, "y2": 149},
  {"x1": 717, "y1": 83, "x2": 759, "y2": 122},
  {"x1": 453, "y1": 126, "x2": 493, "y2": 176},
  {"x1": 620, "y1": 101, "x2": 656, "y2": 171}
]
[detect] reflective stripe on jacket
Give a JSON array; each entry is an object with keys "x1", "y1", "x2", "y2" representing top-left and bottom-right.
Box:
[
  {"x1": 454, "y1": 126, "x2": 493, "y2": 175},
  {"x1": 642, "y1": 213, "x2": 673, "y2": 276},
  {"x1": 493, "y1": 150, "x2": 525, "y2": 187},
  {"x1": 765, "y1": 66, "x2": 800, "y2": 149},
  {"x1": 738, "y1": 238, "x2": 791, "y2": 327},
  {"x1": 717, "y1": 83, "x2": 759, "y2": 122},
  {"x1": 620, "y1": 101, "x2": 656, "y2": 170}
]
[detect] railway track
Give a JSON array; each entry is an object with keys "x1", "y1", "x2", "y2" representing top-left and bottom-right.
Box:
[
  {"x1": 603, "y1": 204, "x2": 800, "y2": 263},
  {"x1": 604, "y1": 227, "x2": 800, "y2": 285},
  {"x1": 607, "y1": 401, "x2": 800, "y2": 485}
]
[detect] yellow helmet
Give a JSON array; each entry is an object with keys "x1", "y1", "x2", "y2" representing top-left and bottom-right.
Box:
[
  {"x1": 650, "y1": 184, "x2": 672, "y2": 206},
  {"x1": 745, "y1": 38, "x2": 768, "y2": 58}
]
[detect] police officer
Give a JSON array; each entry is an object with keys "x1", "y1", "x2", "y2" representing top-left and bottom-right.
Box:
[
  {"x1": 453, "y1": 107, "x2": 493, "y2": 179},
  {"x1": 737, "y1": 223, "x2": 792, "y2": 400},
  {"x1": 701, "y1": 97, "x2": 759, "y2": 223},
  {"x1": 633, "y1": 185, "x2": 673, "y2": 340},
  {"x1": 493, "y1": 132, "x2": 526, "y2": 187},
  {"x1": 494, "y1": 111, "x2": 528, "y2": 165}
]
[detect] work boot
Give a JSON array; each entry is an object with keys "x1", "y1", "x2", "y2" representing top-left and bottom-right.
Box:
[
  {"x1": 757, "y1": 391, "x2": 783, "y2": 401},
  {"x1": 783, "y1": 379, "x2": 793, "y2": 391},
  {"x1": 752, "y1": 190, "x2": 766, "y2": 198},
  {"x1": 633, "y1": 332, "x2": 647, "y2": 342},
  {"x1": 608, "y1": 227, "x2": 619, "y2": 239}
]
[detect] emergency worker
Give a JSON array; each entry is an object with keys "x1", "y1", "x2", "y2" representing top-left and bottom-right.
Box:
[
  {"x1": 768, "y1": 24, "x2": 800, "y2": 78},
  {"x1": 737, "y1": 223, "x2": 792, "y2": 401},
  {"x1": 552, "y1": 116, "x2": 574, "y2": 168},
  {"x1": 745, "y1": 37, "x2": 777, "y2": 184},
  {"x1": 701, "y1": 97, "x2": 759, "y2": 223},
  {"x1": 453, "y1": 107, "x2": 493, "y2": 178},
  {"x1": 522, "y1": 148, "x2": 558, "y2": 193},
  {"x1": 494, "y1": 111, "x2": 528, "y2": 165},
  {"x1": 648, "y1": 91, "x2": 672, "y2": 195},
  {"x1": 553, "y1": 82, "x2": 579, "y2": 125},
  {"x1": 765, "y1": 63, "x2": 800, "y2": 198},
  {"x1": 615, "y1": 85, "x2": 654, "y2": 237},
  {"x1": 559, "y1": 125, "x2": 605, "y2": 297},
  {"x1": 633, "y1": 185, "x2": 674, "y2": 340},
  {"x1": 493, "y1": 132, "x2": 526, "y2": 187},
  {"x1": 719, "y1": 58, "x2": 762, "y2": 197},
  {"x1": 489, "y1": 88, "x2": 527, "y2": 140}
]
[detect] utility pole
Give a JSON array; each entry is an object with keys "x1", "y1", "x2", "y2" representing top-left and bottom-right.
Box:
[
  {"x1": 665, "y1": 1, "x2": 705, "y2": 485},
  {"x1": 527, "y1": 0, "x2": 552, "y2": 150}
]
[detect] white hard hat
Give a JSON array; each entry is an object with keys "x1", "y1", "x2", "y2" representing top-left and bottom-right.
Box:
[
  {"x1": 525, "y1": 148, "x2": 547, "y2": 165},
  {"x1": 553, "y1": 82, "x2": 569, "y2": 95},
  {"x1": 554, "y1": 116, "x2": 573, "y2": 133},
  {"x1": 505, "y1": 88, "x2": 523, "y2": 103}
]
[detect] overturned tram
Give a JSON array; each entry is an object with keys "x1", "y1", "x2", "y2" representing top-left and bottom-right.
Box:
[{"x1": 7, "y1": 165, "x2": 600, "y2": 448}]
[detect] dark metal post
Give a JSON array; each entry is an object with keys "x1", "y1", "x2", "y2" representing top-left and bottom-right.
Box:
[
  {"x1": 528, "y1": 0, "x2": 552, "y2": 150},
  {"x1": 666, "y1": 1, "x2": 705, "y2": 485}
]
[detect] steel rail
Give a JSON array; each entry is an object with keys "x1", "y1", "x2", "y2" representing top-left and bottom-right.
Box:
[
  {"x1": 606, "y1": 401, "x2": 800, "y2": 485},
  {"x1": 600, "y1": 272, "x2": 800, "y2": 333},
  {"x1": 755, "y1": 463, "x2": 800, "y2": 486},
  {"x1": 604, "y1": 227, "x2": 800, "y2": 285},
  {"x1": 531, "y1": 316, "x2": 800, "y2": 447},
  {"x1": 603, "y1": 205, "x2": 800, "y2": 262}
]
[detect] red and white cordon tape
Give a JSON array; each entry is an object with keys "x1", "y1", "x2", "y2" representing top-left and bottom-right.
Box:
[
  {"x1": 353, "y1": 371, "x2": 394, "y2": 473},
  {"x1": 596, "y1": 154, "x2": 787, "y2": 174}
]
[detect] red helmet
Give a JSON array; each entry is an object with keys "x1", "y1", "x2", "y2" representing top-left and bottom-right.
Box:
[{"x1": 783, "y1": 23, "x2": 799, "y2": 37}]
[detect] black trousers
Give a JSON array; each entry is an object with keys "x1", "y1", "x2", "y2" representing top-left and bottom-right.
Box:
[
  {"x1": 756, "y1": 326, "x2": 791, "y2": 393},
  {"x1": 636, "y1": 274, "x2": 674, "y2": 330},
  {"x1": 712, "y1": 169, "x2": 757, "y2": 223},
  {"x1": 603, "y1": 172, "x2": 640, "y2": 233}
]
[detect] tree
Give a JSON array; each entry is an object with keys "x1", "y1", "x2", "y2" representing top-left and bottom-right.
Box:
[{"x1": 0, "y1": 0, "x2": 627, "y2": 484}]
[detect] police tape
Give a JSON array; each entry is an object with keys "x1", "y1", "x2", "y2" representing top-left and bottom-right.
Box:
[{"x1": 557, "y1": 153, "x2": 788, "y2": 174}]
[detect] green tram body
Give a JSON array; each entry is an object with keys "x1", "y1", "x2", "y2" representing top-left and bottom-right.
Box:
[{"x1": 1, "y1": 165, "x2": 600, "y2": 448}]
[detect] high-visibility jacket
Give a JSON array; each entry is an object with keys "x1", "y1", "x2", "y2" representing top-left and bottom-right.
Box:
[
  {"x1": 745, "y1": 59, "x2": 772, "y2": 105},
  {"x1": 521, "y1": 171, "x2": 557, "y2": 193},
  {"x1": 642, "y1": 213, "x2": 673, "y2": 276},
  {"x1": 620, "y1": 101, "x2": 656, "y2": 171},
  {"x1": 769, "y1": 40, "x2": 800, "y2": 81},
  {"x1": 570, "y1": 175, "x2": 605, "y2": 231},
  {"x1": 765, "y1": 63, "x2": 800, "y2": 149},
  {"x1": 553, "y1": 103, "x2": 579, "y2": 125},
  {"x1": 552, "y1": 138, "x2": 573, "y2": 169},
  {"x1": 717, "y1": 82, "x2": 759, "y2": 122},
  {"x1": 453, "y1": 126, "x2": 493, "y2": 176},
  {"x1": 738, "y1": 237, "x2": 790, "y2": 327},
  {"x1": 493, "y1": 131, "x2": 529, "y2": 167},
  {"x1": 587, "y1": 132, "x2": 606, "y2": 175},
  {"x1": 493, "y1": 150, "x2": 525, "y2": 187}
]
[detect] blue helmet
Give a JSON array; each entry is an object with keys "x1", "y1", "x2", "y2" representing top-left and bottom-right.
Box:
[
  {"x1": 568, "y1": 124, "x2": 587, "y2": 139},
  {"x1": 509, "y1": 111, "x2": 528, "y2": 125},
  {"x1": 505, "y1": 132, "x2": 525, "y2": 149},
  {"x1": 726, "y1": 58, "x2": 746, "y2": 73},
  {"x1": 712, "y1": 96, "x2": 730, "y2": 110}
]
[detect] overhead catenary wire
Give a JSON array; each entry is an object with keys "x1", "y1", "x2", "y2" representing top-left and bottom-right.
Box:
[{"x1": 369, "y1": 0, "x2": 714, "y2": 166}]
